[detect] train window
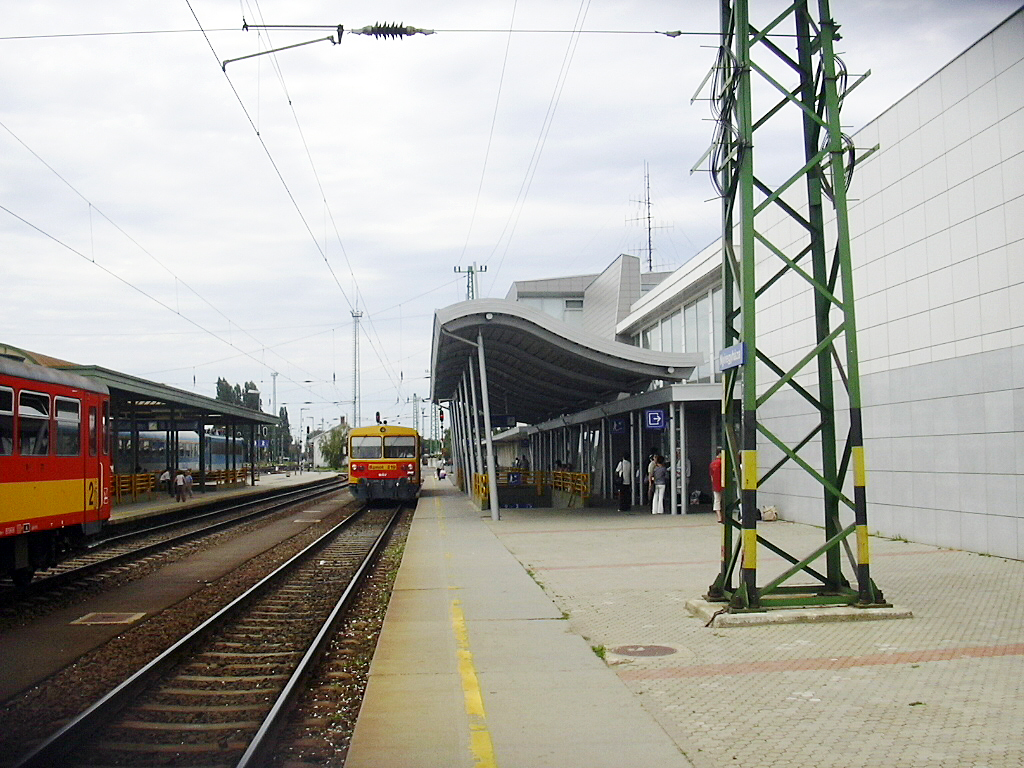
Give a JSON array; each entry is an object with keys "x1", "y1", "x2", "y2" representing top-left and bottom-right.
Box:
[
  {"x1": 0, "y1": 387, "x2": 12, "y2": 456},
  {"x1": 101, "y1": 401, "x2": 110, "y2": 455},
  {"x1": 55, "y1": 397, "x2": 81, "y2": 456},
  {"x1": 89, "y1": 407, "x2": 97, "y2": 456},
  {"x1": 384, "y1": 436, "x2": 417, "y2": 459},
  {"x1": 18, "y1": 391, "x2": 50, "y2": 456},
  {"x1": 351, "y1": 436, "x2": 382, "y2": 459}
]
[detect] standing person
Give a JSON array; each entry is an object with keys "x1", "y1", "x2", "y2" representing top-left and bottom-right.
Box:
[
  {"x1": 614, "y1": 452, "x2": 632, "y2": 511},
  {"x1": 184, "y1": 470, "x2": 194, "y2": 499},
  {"x1": 650, "y1": 455, "x2": 667, "y2": 514},
  {"x1": 645, "y1": 450, "x2": 657, "y2": 504},
  {"x1": 159, "y1": 467, "x2": 171, "y2": 496},
  {"x1": 710, "y1": 449, "x2": 724, "y2": 523},
  {"x1": 174, "y1": 470, "x2": 186, "y2": 502}
]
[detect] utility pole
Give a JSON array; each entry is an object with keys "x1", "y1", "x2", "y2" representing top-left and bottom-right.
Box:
[
  {"x1": 351, "y1": 310, "x2": 362, "y2": 428},
  {"x1": 271, "y1": 371, "x2": 278, "y2": 462},
  {"x1": 454, "y1": 262, "x2": 487, "y2": 300},
  {"x1": 700, "y1": 0, "x2": 886, "y2": 611}
]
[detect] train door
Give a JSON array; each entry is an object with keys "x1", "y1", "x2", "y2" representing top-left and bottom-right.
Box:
[{"x1": 84, "y1": 403, "x2": 100, "y2": 524}]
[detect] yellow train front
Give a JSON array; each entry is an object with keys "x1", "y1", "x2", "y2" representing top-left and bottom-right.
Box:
[{"x1": 348, "y1": 425, "x2": 421, "y2": 503}]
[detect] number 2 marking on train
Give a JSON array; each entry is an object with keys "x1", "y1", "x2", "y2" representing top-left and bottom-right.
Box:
[{"x1": 87, "y1": 480, "x2": 97, "y2": 508}]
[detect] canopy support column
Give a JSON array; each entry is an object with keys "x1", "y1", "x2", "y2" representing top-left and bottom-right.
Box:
[
  {"x1": 477, "y1": 331, "x2": 500, "y2": 521},
  {"x1": 466, "y1": 365, "x2": 484, "y2": 488}
]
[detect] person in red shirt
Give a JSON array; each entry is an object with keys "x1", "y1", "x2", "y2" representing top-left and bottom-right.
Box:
[{"x1": 709, "y1": 450, "x2": 724, "y2": 523}]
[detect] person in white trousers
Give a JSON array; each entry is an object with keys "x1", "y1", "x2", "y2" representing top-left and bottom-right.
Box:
[{"x1": 650, "y1": 455, "x2": 667, "y2": 514}]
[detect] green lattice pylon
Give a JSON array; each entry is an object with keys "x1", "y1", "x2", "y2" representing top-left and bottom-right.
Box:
[{"x1": 701, "y1": 0, "x2": 887, "y2": 611}]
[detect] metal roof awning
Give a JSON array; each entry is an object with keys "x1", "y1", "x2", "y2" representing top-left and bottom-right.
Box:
[
  {"x1": 55, "y1": 365, "x2": 277, "y2": 427},
  {"x1": 430, "y1": 299, "x2": 702, "y2": 425}
]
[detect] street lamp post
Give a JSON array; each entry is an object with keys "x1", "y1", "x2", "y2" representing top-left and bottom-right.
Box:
[{"x1": 299, "y1": 407, "x2": 310, "y2": 472}]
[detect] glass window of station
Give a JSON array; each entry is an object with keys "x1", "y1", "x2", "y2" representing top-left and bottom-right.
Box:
[{"x1": 636, "y1": 286, "x2": 724, "y2": 383}]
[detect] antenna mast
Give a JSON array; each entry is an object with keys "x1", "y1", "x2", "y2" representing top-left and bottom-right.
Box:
[{"x1": 454, "y1": 262, "x2": 487, "y2": 300}]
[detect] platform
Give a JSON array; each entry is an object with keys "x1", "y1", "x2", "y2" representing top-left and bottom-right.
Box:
[
  {"x1": 109, "y1": 470, "x2": 341, "y2": 526},
  {"x1": 348, "y1": 476, "x2": 1024, "y2": 768}
]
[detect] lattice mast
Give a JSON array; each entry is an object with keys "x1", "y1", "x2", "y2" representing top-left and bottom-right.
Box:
[
  {"x1": 351, "y1": 309, "x2": 363, "y2": 428},
  {"x1": 705, "y1": 0, "x2": 886, "y2": 610}
]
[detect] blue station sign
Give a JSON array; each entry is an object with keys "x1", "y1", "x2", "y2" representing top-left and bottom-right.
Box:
[{"x1": 719, "y1": 342, "x2": 746, "y2": 371}]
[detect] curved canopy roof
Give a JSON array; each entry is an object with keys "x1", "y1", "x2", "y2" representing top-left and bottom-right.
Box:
[{"x1": 431, "y1": 300, "x2": 701, "y2": 425}]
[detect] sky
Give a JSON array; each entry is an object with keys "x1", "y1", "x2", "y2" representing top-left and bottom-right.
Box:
[{"x1": 2, "y1": 0, "x2": 1020, "y2": 440}]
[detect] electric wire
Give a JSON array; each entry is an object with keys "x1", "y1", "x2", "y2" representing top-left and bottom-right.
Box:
[
  {"x1": 456, "y1": 0, "x2": 518, "y2": 265},
  {"x1": 245, "y1": 1, "x2": 406, "y2": 402},
  {"x1": 194, "y1": 0, "x2": 405, "y2": 403},
  {"x1": 485, "y1": 0, "x2": 592, "y2": 294}
]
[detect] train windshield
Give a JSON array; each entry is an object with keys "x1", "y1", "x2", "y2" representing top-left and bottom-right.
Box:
[
  {"x1": 351, "y1": 436, "x2": 382, "y2": 459},
  {"x1": 384, "y1": 436, "x2": 417, "y2": 459}
]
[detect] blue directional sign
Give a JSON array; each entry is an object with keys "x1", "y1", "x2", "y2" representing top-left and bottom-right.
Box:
[
  {"x1": 644, "y1": 409, "x2": 666, "y2": 430},
  {"x1": 609, "y1": 417, "x2": 627, "y2": 435}
]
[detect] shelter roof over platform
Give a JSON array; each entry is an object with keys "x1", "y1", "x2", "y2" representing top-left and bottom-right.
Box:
[
  {"x1": 430, "y1": 300, "x2": 701, "y2": 425},
  {"x1": 2, "y1": 344, "x2": 275, "y2": 427}
]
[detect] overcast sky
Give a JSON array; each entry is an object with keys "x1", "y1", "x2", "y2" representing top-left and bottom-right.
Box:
[{"x1": 2, "y1": 1, "x2": 1020, "y2": 437}]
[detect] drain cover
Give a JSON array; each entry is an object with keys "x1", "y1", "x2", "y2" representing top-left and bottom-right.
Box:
[
  {"x1": 611, "y1": 645, "x2": 677, "y2": 657},
  {"x1": 71, "y1": 612, "x2": 146, "y2": 625}
]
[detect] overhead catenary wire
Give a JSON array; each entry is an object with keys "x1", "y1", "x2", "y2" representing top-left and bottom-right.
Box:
[
  {"x1": 185, "y1": 1, "x2": 410, "y2": 408},
  {"x1": 193, "y1": 0, "x2": 410, "y2": 403},
  {"x1": 485, "y1": 0, "x2": 592, "y2": 294},
  {"x1": 456, "y1": 0, "x2": 519, "y2": 266},
  {"x1": 0, "y1": 119, "x2": 329, "y2": 401}
]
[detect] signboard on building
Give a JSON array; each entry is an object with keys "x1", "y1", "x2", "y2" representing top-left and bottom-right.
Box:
[
  {"x1": 644, "y1": 409, "x2": 666, "y2": 430},
  {"x1": 719, "y1": 342, "x2": 746, "y2": 370},
  {"x1": 609, "y1": 417, "x2": 627, "y2": 434},
  {"x1": 491, "y1": 414, "x2": 516, "y2": 429}
]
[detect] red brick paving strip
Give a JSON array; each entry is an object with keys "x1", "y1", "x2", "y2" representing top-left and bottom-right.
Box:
[{"x1": 619, "y1": 643, "x2": 1024, "y2": 680}]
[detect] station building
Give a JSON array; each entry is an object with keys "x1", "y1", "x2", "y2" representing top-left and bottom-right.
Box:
[{"x1": 432, "y1": 8, "x2": 1024, "y2": 559}]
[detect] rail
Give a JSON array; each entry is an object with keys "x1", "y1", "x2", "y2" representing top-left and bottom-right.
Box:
[
  {"x1": 472, "y1": 469, "x2": 590, "y2": 508},
  {"x1": 15, "y1": 504, "x2": 399, "y2": 768}
]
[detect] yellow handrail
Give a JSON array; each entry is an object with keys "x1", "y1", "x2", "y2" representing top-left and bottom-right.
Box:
[{"x1": 471, "y1": 470, "x2": 590, "y2": 507}]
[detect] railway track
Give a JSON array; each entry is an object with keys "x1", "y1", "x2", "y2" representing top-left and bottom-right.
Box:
[
  {"x1": 14, "y1": 504, "x2": 402, "y2": 768},
  {"x1": 0, "y1": 478, "x2": 346, "y2": 612}
]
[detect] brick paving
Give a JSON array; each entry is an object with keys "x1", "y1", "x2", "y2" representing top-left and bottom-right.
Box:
[{"x1": 489, "y1": 509, "x2": 1024, "y2": 768}]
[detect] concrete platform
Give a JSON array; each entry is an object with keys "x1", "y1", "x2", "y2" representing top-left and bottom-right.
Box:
[
  {"x1": 346, "y1": 480, "x2": 693, "y2": 768},
  {"x1": 348, "y1": 476, "x2": 1024, "y2": 768}
]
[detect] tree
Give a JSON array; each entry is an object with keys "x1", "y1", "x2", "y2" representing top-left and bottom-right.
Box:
[
  {"x1": 275, "y1": 407, "x2": 291, "y2": 463},
  {"x1": 320, "y1": 424, "x2": 350, "y2": 469},
  {"x1": 216, "y1": 377, "x2": 261, "y2": 411},
  {"x1": 216, "y1": 377, "x2": 238, "y2": 404}
]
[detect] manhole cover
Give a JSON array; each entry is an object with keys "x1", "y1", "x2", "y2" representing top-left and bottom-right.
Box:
[
  {"x1": 71, "y1": 612, "x2": 146, "y2": 626},
  {"x1": 611, "y1": 645, "x2": 677, "y2": 657}
]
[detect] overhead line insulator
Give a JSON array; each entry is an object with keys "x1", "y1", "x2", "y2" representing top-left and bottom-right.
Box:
[{"x1": 348, "y1": 22, "x2": 435, "y2": 39}]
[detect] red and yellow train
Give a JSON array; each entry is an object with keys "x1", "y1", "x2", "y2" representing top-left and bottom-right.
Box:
[
  {"x1": 0, "y1": 357, "x2": 112, "y2": 584},
  {"x1": 348, "y1": 424, "x2": 421, "y2": 502}
]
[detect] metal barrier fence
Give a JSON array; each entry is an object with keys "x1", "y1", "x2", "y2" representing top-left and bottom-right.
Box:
[
  {"x1": 112, "y1": 467, "x2": 251, "y2": 504},
  {"x1": 472, "y1": 470, "x2": 590, "y2": 508}
]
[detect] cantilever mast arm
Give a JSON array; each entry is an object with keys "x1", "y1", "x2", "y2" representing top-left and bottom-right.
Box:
[{"x1": 221, "y1": 34, "x2": 338, "y2": 71}]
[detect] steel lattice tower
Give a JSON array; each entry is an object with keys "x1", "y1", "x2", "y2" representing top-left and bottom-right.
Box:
[
  {"x1": 704, "y1": 0, "x2": 887, "y2": 610},
  {"x1": 351, "y1": 309, "x2": 362, "y2": 428}
]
